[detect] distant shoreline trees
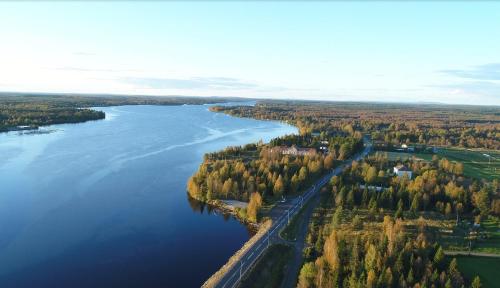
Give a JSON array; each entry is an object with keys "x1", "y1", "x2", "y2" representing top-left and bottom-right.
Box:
[
  {"x1": 0, "y1": 94, "x2": 233, "y2": 132},
  {"x1": 211, "y1": 102, "x2": 500, "y2": 150}
]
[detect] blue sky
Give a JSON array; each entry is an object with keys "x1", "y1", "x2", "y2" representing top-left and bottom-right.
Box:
[{"x1": 0, "y1": 1, "x2": 499, "y2": 105}]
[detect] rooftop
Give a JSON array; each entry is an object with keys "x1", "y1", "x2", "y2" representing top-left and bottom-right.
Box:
[{"x1": 394, "y1": 164, "x2": 411, "y2": 171}]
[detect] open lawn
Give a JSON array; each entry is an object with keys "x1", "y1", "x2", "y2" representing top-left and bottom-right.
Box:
[
  {"x1": 474, "y1": 218, "x2": 500, "y2": 254},
  {"x1": 455, "y1": 256, "x2": 500, "y2": 288},
  {"x1": 239, "y1": 244, "x2": 294, "y2": 288},
  {"x1": 438, "y1": 148, "x2": 499, "y2": 181},
  {"x1": 425, "y1": 216, "x2": 500, "y2": 255},
  {"x1": 382, "y1": 148, "x2": 499, "y2": 180},
  {"x1": 384, "y1": 151, "x2": 433, "y2": 162}
]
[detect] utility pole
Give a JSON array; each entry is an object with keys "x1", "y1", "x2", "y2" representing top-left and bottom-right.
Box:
[
  {"x1": 484, "y1": 154, "x2": 492, "y2": 172},
  {"x1": 287, "y1": 209, "x2": 290, "y2": 224},
  {"x1": 468, "y1": 232, "x2": 472, "y2": 252},
  {"x1": 239, "y1": 261, "x2": 244, "y2": 281},
  {"x1": 267, "y1": 230, "x2": 270, "y2": 247}
]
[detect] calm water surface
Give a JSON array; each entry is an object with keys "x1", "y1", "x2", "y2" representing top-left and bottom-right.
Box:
[{"x1": 0, "y1": 104, "x2": 297, "y2": 287}]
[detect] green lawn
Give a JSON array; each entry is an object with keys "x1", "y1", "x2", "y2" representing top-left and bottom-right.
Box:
[
  {"x1": 382, "y1": 148, "x2": 499, "y2": 181},
  {"x1": 437, "y1": 148, "x2": 499, "y2": 181},
  {"x1": 437, "y1": 217, "x2": 500, "y2": 255},
  {"x1": 239, "y1": 244, "x2": 294, "y2": 288},
  {"x1": 384, "y1": 151, "x2": 433, "y2": 161},
  {"x1": 455, "y1": 256, "x2": 500, "y2": 288},
  {"x1": 474, "y1": 218, "x2": 500, "y2": 254}
]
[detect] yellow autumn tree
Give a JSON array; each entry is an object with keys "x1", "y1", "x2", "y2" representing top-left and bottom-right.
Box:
[
  {"x1": 246, "y1": 192, "x2": 262, "y2": 222},
  {"x1": 323, "y1": 230, "x2": 340, "y2": 271},
  {"x1": 273, "y1": 175, "x2": 284, "y2": 197}
]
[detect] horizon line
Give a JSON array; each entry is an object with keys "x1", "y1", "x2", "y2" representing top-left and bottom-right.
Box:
[{"x1": 0, "y1": 90, "x2": 498, "y2": 108}]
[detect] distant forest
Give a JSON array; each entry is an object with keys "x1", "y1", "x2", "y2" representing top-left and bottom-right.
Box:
[
  {"x1": 0, "y1": 93, "x2": 239, "y2": 132},
  {"x1": 211, "y1": 101, "x2": 500, "y2": 150}
]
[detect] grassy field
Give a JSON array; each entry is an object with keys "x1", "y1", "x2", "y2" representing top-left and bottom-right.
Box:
[
  {"x1": 383, "y1": 148, "x2": 499, "y2": 180},
  {"x1": 455, "y1": 256, "x2": 500, "y2": 288},
  {"x1": 438, "y1": 148, "x2": 499, "y2": 181},
  {"x1": 239, "y1": 244, "x2": 294, "y2": 288},
  {"x1": 385, "y1": 151, "x2": 433, "y2": 161},
  {"x1": 418, "y1": 216, "x2": 500, "y2": 255},
  {"x1": 474, "y1": 218, "x2": 500, "y2": 254}
]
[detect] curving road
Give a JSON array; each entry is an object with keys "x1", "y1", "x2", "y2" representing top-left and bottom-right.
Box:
[{"x1": 212, "y1": 138, "x2": 372, "y2": 288}]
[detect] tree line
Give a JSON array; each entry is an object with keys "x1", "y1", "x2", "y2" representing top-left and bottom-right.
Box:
[
  {"x1": 210, "y1": 101, "x2": 500, "y2": 150},
  {"x1": 0, "y1": 93, "x2": 236, "y2": 132}
]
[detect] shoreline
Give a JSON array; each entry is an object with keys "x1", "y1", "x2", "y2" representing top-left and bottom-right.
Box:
[
  {"x1": 205, "y1": 199, "x2": 260, "y2": 230},
  {"x1": 187, "y1": 106, "x2": 299, "y2": 228}
]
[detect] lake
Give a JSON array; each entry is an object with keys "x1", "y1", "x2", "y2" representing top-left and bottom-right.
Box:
[{"x1": 0, "y1": 104, "x2": 297, "y2": 287}]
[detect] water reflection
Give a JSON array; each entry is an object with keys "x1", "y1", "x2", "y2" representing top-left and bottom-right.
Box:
[
  {"x1": 0, "y1": 104, "x2": 295, "y2": 287},
  {"x1": 187, "y1": 194, "x2": 256, "y2": 236}
]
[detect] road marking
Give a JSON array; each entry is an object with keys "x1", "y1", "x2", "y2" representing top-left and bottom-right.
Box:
[{"x1": 222, "y1": 271, "x2": 238, "y2": 288}]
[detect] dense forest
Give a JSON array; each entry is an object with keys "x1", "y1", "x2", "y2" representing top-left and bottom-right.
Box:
[
  {"x1": 0, "y1": 102, "x2": 105, "y2": 131},
  {"x1": 211, "y1": 101, "x2": 500, "y2": 150},
  {"x1": 297, "y1": 153, "x2": 497, "y2": 288},
  {"x1": 329, "y1": 152, "x2": 497, "y2": 221},
  {"x1": 188, "y1": 136, "x2": 363, "y2": 222},
  {"x1": 0, "y1": 93, "x2": 238, "y2": 132}
]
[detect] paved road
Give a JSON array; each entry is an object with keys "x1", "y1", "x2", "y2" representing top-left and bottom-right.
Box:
[
  {"x1": 279, "y1": 192, "x2": 321, "y2": 288},
  {"x1": 444, "y1": 251, "x2": 500, "y2": 258},
  {"x1": 212, "y1": 138, "x2": 372, "y2": 288},
  {"x1": 280, "y1": 137, "x2": 373, "y2": 288}
]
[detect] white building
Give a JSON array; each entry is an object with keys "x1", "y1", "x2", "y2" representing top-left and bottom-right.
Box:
[{"x1": 394, "y1": 165, "x2": 412, "y2": 179}]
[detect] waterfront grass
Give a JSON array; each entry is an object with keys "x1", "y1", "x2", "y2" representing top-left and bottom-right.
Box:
[{"x1": 201, "y1": 221, "x2": 272, "y2": 288}]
